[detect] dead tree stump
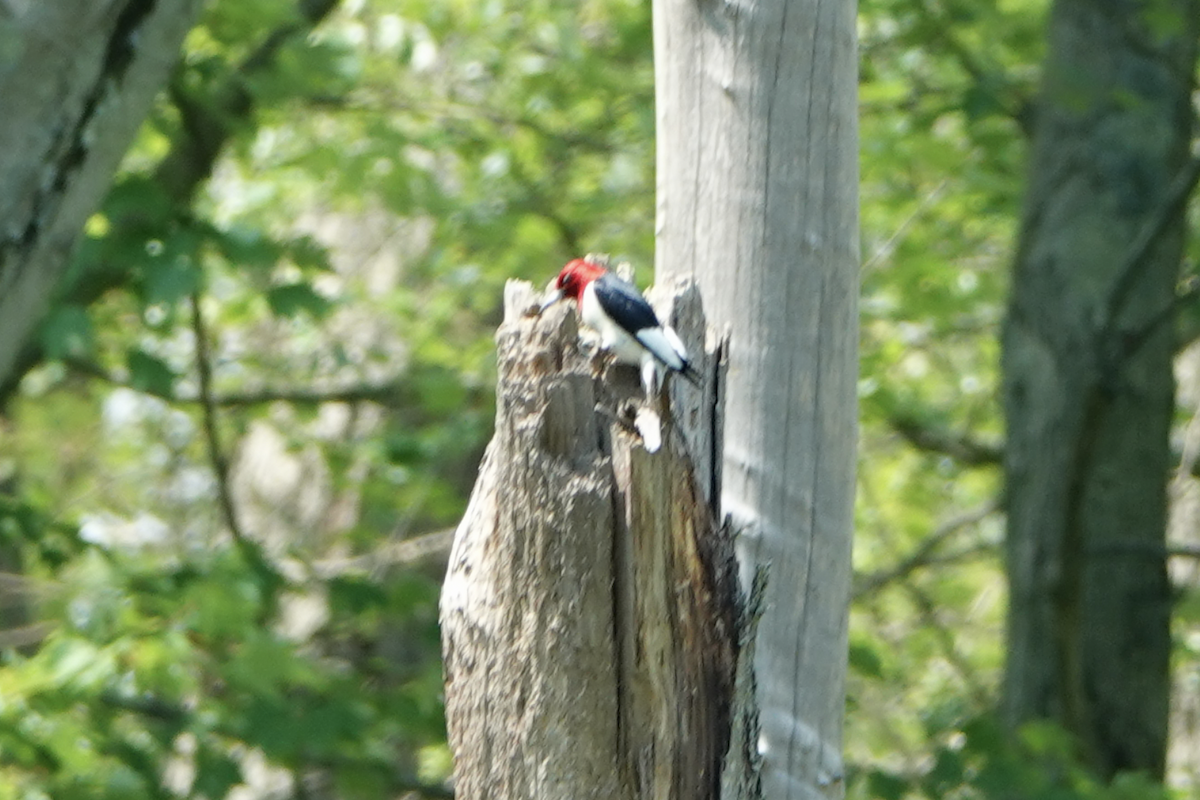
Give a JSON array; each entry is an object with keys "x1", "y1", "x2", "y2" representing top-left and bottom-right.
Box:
[{"x1": 440, "y1": 279, "x2": 750, "y2": 800}]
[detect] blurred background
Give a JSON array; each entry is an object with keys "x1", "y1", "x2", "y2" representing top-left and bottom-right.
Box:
[{"x1": 0, "y1": 0, "x2": 1197, "y2": 798}]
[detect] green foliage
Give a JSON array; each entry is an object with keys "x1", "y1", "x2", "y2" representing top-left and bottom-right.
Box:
[
  {"x1": 850, "y1": 0, "x2": 1042, "y2": 776},
  {"x1": 265, "y1": 282, "x2": 333, "y2": 319},
  {"x1": 3, "y1": 0, "x2": 656, "y2": 795},
  {"x1": 126, "y1": 349, "x2": 177, "y2": 399},
  {"x1": 3, "y1": 0, "x2": 1199, "y2": 794},
  {"x1": 39, "y1": 306, "x2": 95, "y2": 362},
  {"x1": 0, "y1": 538, "x2": 445, "y2": 798},
  {"x1": 849, "y1": 716, "x2": 1176, "y2": 800}
]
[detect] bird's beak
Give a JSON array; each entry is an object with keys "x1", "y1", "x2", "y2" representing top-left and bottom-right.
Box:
[{"x1": 538, "y1": 288, "x2": 564, "y2": 314}]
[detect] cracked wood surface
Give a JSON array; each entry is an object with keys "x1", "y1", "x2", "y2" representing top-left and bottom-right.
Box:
[
  {"x1": 653, "y1": 0, "x2": 859, "y2": 795},
  {"x1": 440, "y1": 280, "x2": 743, "y2": 800}
]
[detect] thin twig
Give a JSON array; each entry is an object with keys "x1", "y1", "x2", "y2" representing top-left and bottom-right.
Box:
[
  {"x1": 854, "y1": 499, "x2": 1000, "y2": 599},
  {"x1": 901, "y1": 580, "x2": 992, "y2": 707},
  {"x1": 190, "y1": 293, "x2": 248, "y2": 547},
  {"x1": 1117, "y1": 272, "x2": 1200, "y2": 364},
  {"x1": 312, "y1": 527, "x2": 455, "y2": 579},
  {"x1": 64, "y1": 357, "x2": 403, "y2": 407},
  {"x1": 862, "y1": 181, "x2": 948, "y2": 273},
  {"x1": 1105, "y1": 155, "x2": 1200, "y2": 330},
  {"x1": 191, "y1": 383, "x2": 402, "y2": 407},
  {"x1": 889, "y1": 414, "x2": 1004, "y2": 466},
  {"x1": 100, "y1": 689, "x2": 189, "y2": 722}
]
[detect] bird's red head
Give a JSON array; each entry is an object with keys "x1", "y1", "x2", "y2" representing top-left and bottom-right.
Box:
[{"x1": 554, "y1": 258, "x2": 608, "y2": 300}]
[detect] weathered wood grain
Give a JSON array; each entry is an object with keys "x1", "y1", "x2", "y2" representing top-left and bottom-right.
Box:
[{"x1": 440, "y1": 280, "x2": 741, "y2": 800}]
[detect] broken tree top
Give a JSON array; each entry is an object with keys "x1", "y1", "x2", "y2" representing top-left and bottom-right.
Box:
[{"x1": 439, "y1": 277, "x2": 749, "y2": 800}]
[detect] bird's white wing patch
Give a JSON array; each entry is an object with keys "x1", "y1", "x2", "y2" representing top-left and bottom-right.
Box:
[
  {"x1": 634, "y1": 407, "x2": 663, "y2": 453},
  {"x1": 635, "y1": 327, "x2": 686, "y2": 370}
]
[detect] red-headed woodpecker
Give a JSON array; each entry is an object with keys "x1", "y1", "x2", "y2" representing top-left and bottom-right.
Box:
[{"x1": 540, "y1": 257, "x2": 701, "y2": 393}]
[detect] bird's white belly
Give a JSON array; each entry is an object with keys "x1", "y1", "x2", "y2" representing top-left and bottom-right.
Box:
[{"x1": 581, "y1": 285, "x2": 647, "y2": 366}]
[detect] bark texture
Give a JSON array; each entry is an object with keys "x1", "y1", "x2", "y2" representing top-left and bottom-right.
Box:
[
  {"x1": 1002, "y1": 0, "x2": 1199, "y2": 777},
  {"x1": 653, "y1": 0, "x2": 860, "y2": 796},
  {"x1": 440, "y1": 281, "x2": 744, "y2": 800},
  {"x1": 0, "y1": 0, "x2": 202, "y2": 391}
]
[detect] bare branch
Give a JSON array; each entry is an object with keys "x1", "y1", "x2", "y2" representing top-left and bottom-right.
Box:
[
  {"x1": 64, "y1": 357, "x2": 404, "y2": 407},
  {"x1": 853, "y1": 500, "x2": 1000, "y2": 599},
  {"x1": 312, "y1": 527, "x2": 455, "y2": 579},
  {"x1": 1121, "y1": 271, "x2": 1200, "y2": 363},
  {"x1": 889, "y1": 404, "x2": 1200, "y2": 486},
  {"x1": 1105, "y1": 155, "x2": 1200, "y2": 335},
  {"x1": 190, "y1": 293, "x2": 247, "y2": 547},
  {"x1": 889, "y1": 414, "x2": 1004, "y2": 466},
  {"x1": 900, "y1": 580, "x2": 992, "y2": 707},
  {"x1": 192, "y1": 382, "x2": 403, "y2": 407},
  {"x1": 156, "y1": 0, "x2": 341, "y2": 203}
]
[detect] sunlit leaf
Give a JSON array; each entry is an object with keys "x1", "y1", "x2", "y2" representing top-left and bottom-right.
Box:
[
  {"x1": 39, "y1": 306, "x2": 94, "y2": 361},
  {"x1": 266, "y1": 282, "x2": 332, "y2": 318},
  {"x1": 126, "y1": 349, "x2": 176, "y2": 398}
]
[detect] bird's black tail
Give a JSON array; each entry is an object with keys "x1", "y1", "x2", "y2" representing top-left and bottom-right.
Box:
[{"x1": 678, "y1": 360, "x2": 703, "y2": 387}]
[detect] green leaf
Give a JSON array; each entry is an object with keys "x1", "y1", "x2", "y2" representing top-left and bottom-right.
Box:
[
  {"x1": 141, "y1": 258, "x2": 201, "y2": 307},
  {"x1": 267, "y1": 282, "x2": 332, "y2": 318},
  {"x1": 333, "y1": 762, "x2": 391, "y2": 800},
  {"x1": 126, "y1": 349, "x2": 176, "y2": 398},
  {"x1": 962, "y1": 81, "x2": 1007, "y2": 123},
  {"x1": 848, "y1": 639, "x2": 886, "y2": 679},
  {"x1": 287, "y1": 236, "x2": 335, "y2": 272},
  {"x1": 867, "y1": 769, "x2": 910, "y2": 800},
  {"x1": 922, "y1": 747, "x2": 966, "y2": 794},
  {"x1": 39, "y1": 306, "x2": 94, "y2": 360},
  {"x1": 103, "y1": 176, "x2": 173, "y2": 226},
  {"x1": 204, "y1": 0, "x2": 299, "y2": 48},
  {"x1": 185, "y1": 576, "x2": 259, "y2": 639},
  {"x1": 328, "y1": 575, "x2": 388, "y2": 615},
  {"x1": 193, "y1": 746, "x2": 242, "y2": 799},
  {"x1": 212, "y1": 225, "x2": 284, "y2": 271},
  {"x1": 1174, "y1": 587, "x2": 1200, "y2": 624},
  {"x1": 225, "y1": 635, "x2": 301, "y2": 698},
  {"x1": 44, "y1": 638, "x2": 115, "y2": 692}
]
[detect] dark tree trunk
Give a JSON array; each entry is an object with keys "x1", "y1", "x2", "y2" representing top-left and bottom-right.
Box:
[
  {"x1": 0, "y1": 0, "x2": 203, "y2": 392},
  {"x1": 1002, "y1": 0, "x2": 1199, "y2": 777}
]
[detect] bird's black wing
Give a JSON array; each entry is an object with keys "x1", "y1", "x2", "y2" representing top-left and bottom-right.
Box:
[{"x1": 592, "y1": 273, "x2": 660, "y2": 331}]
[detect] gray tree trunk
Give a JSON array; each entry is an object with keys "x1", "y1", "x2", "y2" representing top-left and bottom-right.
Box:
[
  {"x1": 0, "y1": 0, "x2": 202, "y2": 391},
  {"x1": 441, "y1": 281, "x2": 746, "y2": 800},
  {"x1": 653, "y1": 0, "x2": 860, "y2": 796},
  {"x1": 1002, "y1": 0, "x2": 1198, "y2": 777}
]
